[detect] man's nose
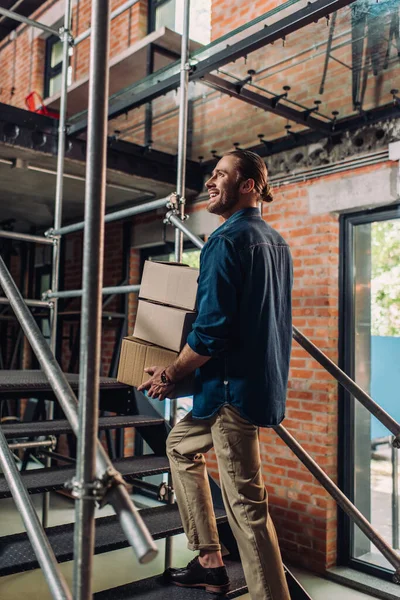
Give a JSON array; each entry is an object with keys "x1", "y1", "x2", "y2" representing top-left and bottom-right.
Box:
[{"x1": 206, "y1": 175, "x2": 215, "y2": 188}]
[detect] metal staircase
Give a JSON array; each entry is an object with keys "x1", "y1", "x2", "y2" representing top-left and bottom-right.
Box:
[{"x1": 0, "y1": 379, "x2": 312, "y2": 599}]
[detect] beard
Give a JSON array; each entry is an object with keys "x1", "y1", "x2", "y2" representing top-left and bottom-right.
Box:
[{"x1": 207, "y1": 181, "x2": 241, "y2": 215}]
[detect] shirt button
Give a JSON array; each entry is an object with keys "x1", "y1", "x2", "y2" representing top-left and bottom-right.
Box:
[{"x1": 224, "y1": 380, "x2": 228, "y2": 385}]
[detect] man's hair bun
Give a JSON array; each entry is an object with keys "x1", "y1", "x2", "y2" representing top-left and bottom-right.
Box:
[{"x1": 261, "y1": 183, "x2": 274, "y2": 203}]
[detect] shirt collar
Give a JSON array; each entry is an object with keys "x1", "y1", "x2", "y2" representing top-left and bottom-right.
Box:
[{"x1": 211, "y1": 207, "x2": 261, "y2": 238}]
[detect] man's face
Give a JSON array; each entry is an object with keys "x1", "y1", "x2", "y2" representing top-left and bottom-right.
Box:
[{"x1": 205, "y1": 155, "x2": 242, "y2": 216}]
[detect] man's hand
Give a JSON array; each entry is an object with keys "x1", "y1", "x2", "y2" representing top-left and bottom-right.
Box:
[{"x1": 138, "y1": 366, "x2": 175, "y2": 401}]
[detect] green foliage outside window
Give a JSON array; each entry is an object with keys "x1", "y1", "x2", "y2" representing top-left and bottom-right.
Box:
[{"x1": 371, "y1": 220, "x2": 400, "y2": 336}]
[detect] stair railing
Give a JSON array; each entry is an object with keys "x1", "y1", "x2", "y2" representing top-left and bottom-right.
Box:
[
  {"x1": 166, "y1": 212, "x2": 400, "y2": 584},
  {"x1": 0, "y1": 255, "x2": 158, "y2": 584}
]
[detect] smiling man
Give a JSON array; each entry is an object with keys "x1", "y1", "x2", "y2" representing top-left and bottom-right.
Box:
[{"x1": 139, "y1": 149, "x2": 293, "y2": 599}]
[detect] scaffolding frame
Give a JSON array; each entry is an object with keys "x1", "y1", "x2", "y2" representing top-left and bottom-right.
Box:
[{"x1": 0, "y1": 0, "x2": 400, "y2": 598}]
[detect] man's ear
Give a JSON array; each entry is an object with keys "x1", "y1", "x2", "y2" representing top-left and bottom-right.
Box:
[{"x1": 240, "y1": 178, "x2": 255, "y2": 194}]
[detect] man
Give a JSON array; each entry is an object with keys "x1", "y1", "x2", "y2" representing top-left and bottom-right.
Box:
[{"x1": 138, "y1": 149, "x2": 293, "y2": 599}]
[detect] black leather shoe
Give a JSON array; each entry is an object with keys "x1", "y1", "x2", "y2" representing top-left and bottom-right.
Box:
[{"x1": 164, "y1": 556, "x2": 230, "y2": 595}]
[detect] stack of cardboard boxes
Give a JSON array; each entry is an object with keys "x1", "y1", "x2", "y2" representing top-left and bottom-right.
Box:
[{"x1": 117, "y1": 260, "x2": 199, "y2": 397}]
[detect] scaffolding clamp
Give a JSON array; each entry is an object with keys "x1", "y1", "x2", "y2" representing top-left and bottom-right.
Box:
[
  {"x1": 59, "y1": 26, "x2": 74, "y2": 48},
  {"x1": 65, "y1": 467, "x2": 127, "y2": 506},
  {"x1": 164, "y1": 209, "x2": 189, "y2": 225},
  {"x1": 392, "y1": 435, "x2": 400, "y2": 449},
  {"x1": 167, "y1": 192, "x2": 179, "y2": 209},
  {"x1": 157, "y1": 481, "x2": 173, "y2": 503}
]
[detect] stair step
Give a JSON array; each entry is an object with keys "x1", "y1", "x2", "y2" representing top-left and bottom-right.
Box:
[
  {"x1": 94, "y1": 558, "x2": 247, "y2": 599},
  {"x1": 0, "y1": 504, "x2": 228, "y2": 576},
  {"x1": 0, "y1": 455, "x2": 170, "y2": 498},
  {"x1": 2, "y1": 414, "x2": 165, "y2": 439}
]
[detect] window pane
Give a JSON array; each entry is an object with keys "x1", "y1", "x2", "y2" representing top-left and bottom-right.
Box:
[
  {"x1": 155, "y1": 0, "x2": 211, "y2": 45},
  {"x1": 155, "y1": 0, "x2": 176, "y2": 31},
  {"x1": 351, "y1": 217, "x2": 400, "y2": 569},
  {"x1": 51, "y1": 39, "x2": 63, "y2": 68},
  {"x1": 49, "y1": 73, "x2": 62, "y2": 97}
]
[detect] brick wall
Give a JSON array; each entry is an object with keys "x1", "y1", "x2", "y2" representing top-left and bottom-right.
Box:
[{"x1": 0, "y1": 0, "x2": 394, "y2": 576}]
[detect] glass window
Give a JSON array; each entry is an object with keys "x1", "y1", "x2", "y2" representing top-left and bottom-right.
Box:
[
  {"x1": 342, "y1": 210, "x2": 400, "y2": 578},
  {"x1": 44, "y1": 35, "x2": 72, "y2": 99},
  {"x1": 152, "y1": 0, "x2": 211, "y2": 45}
]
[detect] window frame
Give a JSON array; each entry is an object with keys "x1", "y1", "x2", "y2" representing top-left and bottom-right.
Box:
[
  {"x1": 338, "y1": 202, "x2": 400, "y2": 581},
  {"x1": 44, "y1": 34, "x2": 63, "y2": 99}
]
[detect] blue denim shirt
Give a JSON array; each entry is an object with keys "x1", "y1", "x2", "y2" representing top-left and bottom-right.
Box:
[{"x1": 186, "y1": 207, "x2": 293, "y2": 427}]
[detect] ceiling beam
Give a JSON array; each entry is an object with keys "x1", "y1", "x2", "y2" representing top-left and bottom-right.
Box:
[
  {"x1": 68, "y1": 0, "x2": 357, "y2": 135},
  {"x1": 202, "y1": 73, "x2": 332, "y2": 134}
]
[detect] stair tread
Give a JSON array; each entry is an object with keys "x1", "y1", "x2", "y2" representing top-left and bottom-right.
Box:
[
  {"x1": 2, "y1": 414, "x2": 164, "y2": 438},
  {"x1": 0, "y1": 370, "x2": 127, "y2": 394},
  {"x1": 0, "y1": 455, "x2": 170, "y2": 498},
  {"x1": 94, "y1": 558, "x2": 247, "y2": 599},
  {"x1": 0, "y1": 504, "x2": 228, "y2": 576}
]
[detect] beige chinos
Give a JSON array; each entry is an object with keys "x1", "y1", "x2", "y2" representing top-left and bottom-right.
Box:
[{"x1": 166, "y1": 404, "x2": 291, "y2": 600}]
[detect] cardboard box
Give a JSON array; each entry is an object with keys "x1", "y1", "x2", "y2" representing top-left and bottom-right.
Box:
[
  {"x1": 133, "y1": 300, "x2": 196, "y2": 352},
  {"x1": 117, "y1": 336, "x2": 193, "y2": 398},
  {"x1": 139, "y1": 260, "x2": 199, "y2": 311}
]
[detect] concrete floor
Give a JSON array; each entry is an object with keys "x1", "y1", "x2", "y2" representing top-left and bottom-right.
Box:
[{"x1": 0, "y1": 493, "x2": 387, "y2": 600}]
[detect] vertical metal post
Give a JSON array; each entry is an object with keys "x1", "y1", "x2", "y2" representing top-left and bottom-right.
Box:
[
  {"x1": 43, "y1": 0, "x2": 73, "y2": 529},
  {"x1": 166, "y1": 0, "x2": 191, "y2": 569},
  {"x1": 0, "y1": 427, "x2": 72, "y2": 600},
  {"x1": 392, "y1": 440, "x2": 399, "y2": 549},
  {"x1": 73, "y1": 0, "x2": 110, "y2": 598},
  {"x1": 174, "y1": 0, "x2": 191, "y2": 263}
]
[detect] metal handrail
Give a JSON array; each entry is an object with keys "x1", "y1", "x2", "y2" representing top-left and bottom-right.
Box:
[
  {"x1": 292, "y1": 326, "x2": 400, "y2": 448},
  {"x1": 166, "y1": 213, "x2": 400, "y2": 447},
  {"x1": 275, "y1": 425, "x2": 400, "y2": 582},
  {"x1": 0, "y1": 426, "x2": 72, "y2": 599},
  {"x1": 167, "y1": 213, "x2": 400, "y2": 582},
  {"x1": 0, "y1": 255, "x2": 157, "y2": 566}
]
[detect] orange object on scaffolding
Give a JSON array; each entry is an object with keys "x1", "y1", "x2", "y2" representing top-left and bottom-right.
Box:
[{"x1": 25, "y1": 91, "x2": 60, "y2": 119}]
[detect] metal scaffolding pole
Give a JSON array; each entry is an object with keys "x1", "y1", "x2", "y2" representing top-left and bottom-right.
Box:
[
  {"x1": 0, "y1": 256, "x2": 157, "y2": 566},
  {"x1": 51, "y1": 196, "x2": 170, "y2": 237},
  {"x1": 46, "y1": 283, "x2": 141, "y2": 300},
  {"x1": 174, "y1": 0, "x2": 190, "y2": 264},
  {"x1": 0, "y1": 230, "x2": 54, "y2": 245},
  {"x1": 275, "y1": 425, "x2": 400, "y2": 582},
  {"x1": 0, "y1": 427, "x2": 72, "y2": 600},
  {"x1": 0, "y1": 297, "x2": 50, "y2": 308},
  {"x1": 0, "y1": 6, "x2": 59, "y2": 36},
  {"x1": 42, "y1": 0, "x2": 73, "y2": 530},
  {"x1": 73, "y1": 0, "x2": 110, "y2": 597},
  {"x1": 165, "y1": 0, "x2": 191, "y2": 570},
  {"x1": 74, "y1": 0, "x2": 141, "y2": 45}
]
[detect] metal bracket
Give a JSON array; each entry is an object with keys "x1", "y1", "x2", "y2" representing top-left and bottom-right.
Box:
[
  {"x1": 157, "y1": 482, "x2": 173, "y2": 503},
  {"x1": 166, "y1": 192, "x2": 178, "y2": 210},
  {"x1": 64, "y1": 466, "x2": 127, "y2": 507},
  {"x1": 42, "y1": 290, "x2": 52, "y2": 301},
  {"x1": 59, "y1": 26, "x2": 74, "y2": 47},
  {"x1": 392, "y1": 436, "x2": 400, "y2": 449}
]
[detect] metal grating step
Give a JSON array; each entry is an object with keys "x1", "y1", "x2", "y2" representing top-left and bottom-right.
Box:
[
  {"x1": 0, "y1": 370, "x2": 127, "y2": 394},
  {"x1": 94, "y1": 558, "x2": 247, "y2": 599},
  {"x1": 0, "y1": 504, "x2": 228, "y2": 576},
  {"x1": 0, "y1": 455, "x2": 170, "y2": 498},
  {"x1": 2, "y1": 414, "x2": 165, "y2": 439}
]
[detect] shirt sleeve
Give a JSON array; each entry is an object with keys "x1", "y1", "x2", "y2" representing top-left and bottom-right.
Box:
[{"x1": 186, "y1": 234, "x2": 241, "y2": 357}]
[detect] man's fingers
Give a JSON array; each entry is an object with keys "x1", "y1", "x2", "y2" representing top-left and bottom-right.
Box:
[
  {"x1": 138, "y1": 379, "x2": 152, "y2": 392},
  {"x1": 144, "y1": 366, "x2": 157, "y2": 375}
]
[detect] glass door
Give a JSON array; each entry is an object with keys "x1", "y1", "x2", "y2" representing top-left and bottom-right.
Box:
[{"x1": 341, "y1": 207, "x2": 400, "y2": 578}]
